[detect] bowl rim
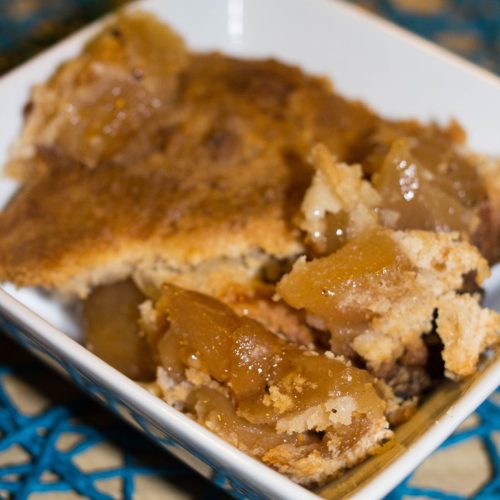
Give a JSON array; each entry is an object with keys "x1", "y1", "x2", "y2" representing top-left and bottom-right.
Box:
[{"x1": 0, "y1": 1, "x2": 499, "y2": 499}]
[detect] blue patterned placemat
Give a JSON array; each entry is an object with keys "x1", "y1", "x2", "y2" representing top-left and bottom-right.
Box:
[
  {"x1": 351, "y1": 0, "x2": 500, "y2": 74},
  {"x1": 388, "y1": 392, "x2": 500, "y2": 499},
  {"x1": 0, "y1": 1, "x2": 499, "y2": 499},
  {"x1": 0, "y1": 336, "x2": 225, "y2": 499}
]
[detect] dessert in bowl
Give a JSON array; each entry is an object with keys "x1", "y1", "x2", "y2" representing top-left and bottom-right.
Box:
[{"x1": 0, "y1": 2, "x2": 498, "y2": 497}]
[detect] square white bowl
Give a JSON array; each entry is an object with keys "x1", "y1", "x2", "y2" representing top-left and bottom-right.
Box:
[{"x1": 0, "y1": 1, "x2": 499, "y2": 498}]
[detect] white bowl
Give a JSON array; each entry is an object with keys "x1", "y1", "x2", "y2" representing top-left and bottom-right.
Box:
[{"x1": 0, "y1": 1, "x2": 499, "y2": 498}]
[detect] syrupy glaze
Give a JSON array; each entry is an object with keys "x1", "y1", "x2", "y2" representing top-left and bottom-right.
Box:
[
  {"x1": 186, "y1": 387, "x2": 315, "y2": 454},
  {"x1": 277, "y1": 231, "x2": 411, "y2": 356},
  {"x1": 277, "y1": 231, "x2": 409, "y2": 323},
  {"x1": 364, "y1": 123, "x2": 486, "y2": 234},
  {"x1": 26, "y1": 12, "x2": 187, "y2": 171},
  {"x1": 322, "y1": 210, "x2": 350, "y2": 255},
  {"x1": 149, "y1": 285, "x2": 385, "y2": 442},
  {"x1": 373, "y1": 139, "x2": 474, "y2": 232},
  {"x1": 82, "y1": 280, "x2": 155, "y2": 381}
]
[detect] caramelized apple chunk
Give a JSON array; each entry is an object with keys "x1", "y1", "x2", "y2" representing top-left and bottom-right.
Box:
[
  {"x1": 364, "y1": 121, "x2": 486, "y2": 208},
  {"x1": 142, "y1": 284, "x2": 391, "y2": 485},
  {"x1": 359, "y1": 120, "x2": 500, "y2": 262},
  {"x1": 299, "y1": 141, "x2": 487, "y2": 258},
  {"x1": 364, "y1": 117, "x2": 500, "y2": 264},
  {"x1": 302, "y1": 125, "x2": 491, "y2": 264},
  {"x1": 7, "y1": 11, "x2": 187, "y2": 176},
  {"x1": 372, "y1": 138, "x2": 478, "y2": 233},
  {"x1": 277, "y1": 229, "x2": 500, "y2": 378},
  {"x1": 82, "y1": 280, "x2": 155, "y2": 381}
]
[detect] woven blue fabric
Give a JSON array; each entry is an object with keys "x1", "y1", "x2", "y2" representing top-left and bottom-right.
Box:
[
  {"x1": 388, "y1": 393, "x2": 500, "y2": 499},
  {"x1": 0, "y1": 359, "x2": 224, "y2": 499},
  {"x1": 347, "y1": 0, "x2": 500, "y2": 74}
]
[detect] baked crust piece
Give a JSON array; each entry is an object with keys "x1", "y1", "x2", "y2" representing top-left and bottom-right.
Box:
[
  {"x1": 142, "y1": 284, "x2": 392, "y2": 486},
  {"x1": 0, "y1": 17, "x2": 381, "y2": 297},
  {"x1": 0, "y1": 152, "x2": 304, "y2": 297}
]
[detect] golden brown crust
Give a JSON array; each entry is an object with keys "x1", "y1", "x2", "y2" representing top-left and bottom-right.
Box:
[
  {"x1": 0, "y1": 44, "x2": 380, "y2": 296},
  {"x1": 0, "y1": 156, "x2": 302, "y2": 296}
]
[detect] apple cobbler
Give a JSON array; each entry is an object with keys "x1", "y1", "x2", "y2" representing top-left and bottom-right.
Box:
[{"x1": 0, "y1": 11, "x2": 498, "y2": 486}]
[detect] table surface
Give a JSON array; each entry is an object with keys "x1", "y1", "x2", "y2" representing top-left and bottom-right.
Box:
[{"x1": 0, "y1": 1, "x2": 499, "y2": 499}]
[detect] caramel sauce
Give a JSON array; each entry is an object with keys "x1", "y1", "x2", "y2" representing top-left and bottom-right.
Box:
[
  {"x1": 277, "y1": 231, "x2": 411, "y2": 356},
  {"x1": 82, "y1": 280, "x2": 155, "y2": 381},
  {"x1": 51, "y1": 12, "x2": 187, "y2": 168},
  {"x1": 152, "y1": 284, "x2": 385, "y2": 434},
  {"x1": 364, "y1": 123, "x2": 485, "y2": 234},
  {"x1": 373, "y1": 139, "x2": 474, "y2": 232},
  {"x1": 186, "y1": 387, "x2": 313, "y2": 453}
]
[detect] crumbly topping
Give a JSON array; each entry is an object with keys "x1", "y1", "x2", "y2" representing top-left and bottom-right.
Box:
[
  {"x1": 437, "y1": 292, "x2": 499, "y2": 377},
  {"x1": 345, "y1": 229, "x2": 499, "y2": 376},
  {"x1": 300, "y1": 143, "x2": 380, "y2": 254},
  {"x1": 282, "y1": 153, "x2": 500, "y2": 378}
]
